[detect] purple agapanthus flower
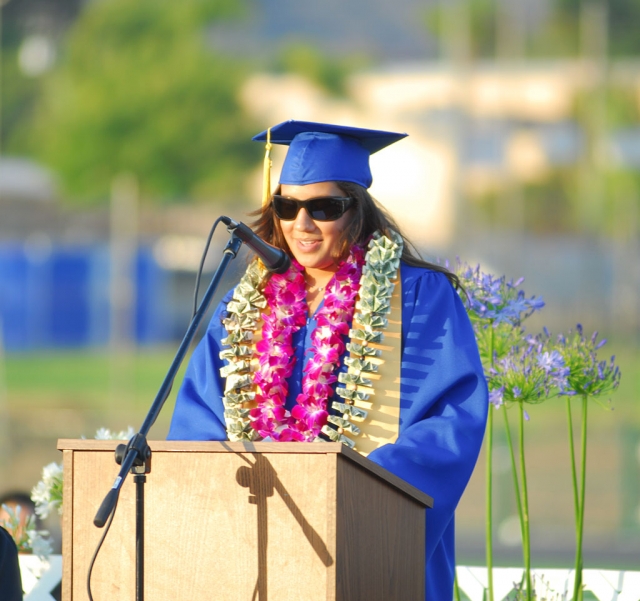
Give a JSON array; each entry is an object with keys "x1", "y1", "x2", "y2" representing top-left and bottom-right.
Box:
[
  {"x1": 538, "y1": 350, "x2": 563, "y2": 371},
  {"x1": 550, "y1": 326, "x2": 621, "y2": 398},
  {"x1": 489, "y1": 387, "x2": 504, "y2": 408},
  {"x1": 489, "y1": 334, "x2": 569, "y2": 407},
  {"x1": 537, "y1": 350, "x2": 570, "y2": 389},
  {"x1": 456, "y1": 262, "x2": 544, "y2": 327}
]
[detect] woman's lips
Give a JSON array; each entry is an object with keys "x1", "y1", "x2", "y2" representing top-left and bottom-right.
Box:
[{"x1": 295, "y1": 239, "x2": 321, "y2": 252}]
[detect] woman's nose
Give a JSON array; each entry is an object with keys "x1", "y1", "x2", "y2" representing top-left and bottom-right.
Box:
[{"x1": 293, "y1": 205, "x2": 315, "y2": 231}]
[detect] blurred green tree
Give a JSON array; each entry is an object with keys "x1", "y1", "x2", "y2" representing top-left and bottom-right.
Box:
[
  {"x1": 1, "y1": 48, "x2": 43, "y2": 150},
  {"x1": 10, "y1": 0, "x2": 260, "y2": 204},
  {"x1": 0, "y1": 0, "x2": 83, "y2": 150}
]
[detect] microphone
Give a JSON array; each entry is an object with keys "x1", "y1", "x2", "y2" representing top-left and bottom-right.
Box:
[{"x1": 221, "y1": 217, "x2": 291, "y2": 274}]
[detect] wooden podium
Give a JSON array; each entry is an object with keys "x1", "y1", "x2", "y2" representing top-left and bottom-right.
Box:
[{"x1": 57, "y1": 440, "x2": 432, "y2": 601}]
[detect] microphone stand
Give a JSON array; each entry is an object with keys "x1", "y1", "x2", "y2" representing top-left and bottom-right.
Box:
[{"x1": 92, "y1": 228, "x2": 245, "y2": 601}]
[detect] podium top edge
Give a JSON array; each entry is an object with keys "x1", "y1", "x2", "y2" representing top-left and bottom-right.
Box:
[
  {"x1": 57, "y1": 439, "x2": 346, "y2": 453},
  {"x1": 56, "y1": 439, "x2": 433, "y2": 508}
]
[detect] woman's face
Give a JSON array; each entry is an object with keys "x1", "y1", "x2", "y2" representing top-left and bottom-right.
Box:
[{"x1": 278, "y1": 181, "x2": 352, "y2": 274}]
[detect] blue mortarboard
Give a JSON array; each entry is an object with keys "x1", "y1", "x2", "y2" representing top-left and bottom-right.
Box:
[{"x1": 253, "y1": 120, "x2": 407, "y2": 189}]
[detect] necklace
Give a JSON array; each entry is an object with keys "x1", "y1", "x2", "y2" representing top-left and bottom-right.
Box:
[
  {"x1": 220, "y1": 231, "x2": 404, "y2": 447},
  {"x1": 306, "y1": 279, "x2": 325, "y2": 293}
]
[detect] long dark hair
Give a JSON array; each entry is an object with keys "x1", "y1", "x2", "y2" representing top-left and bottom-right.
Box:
[{"x1": 250, "y1": 181, "x2": 459, "y2": 288}]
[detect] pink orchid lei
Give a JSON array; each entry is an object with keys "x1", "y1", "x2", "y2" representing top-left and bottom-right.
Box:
[{"x1": 250, "y1": 245, "x2": 365, "y2": 441}]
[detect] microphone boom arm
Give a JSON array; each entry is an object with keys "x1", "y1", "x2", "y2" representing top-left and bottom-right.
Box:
[{"x1": 93, "y1": 230, "x2": 244, "y2": 528}]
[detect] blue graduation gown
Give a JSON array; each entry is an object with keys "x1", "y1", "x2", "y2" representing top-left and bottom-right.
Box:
[{"x1": 168, "y1": 263, "x2": 488, "y2": 601}]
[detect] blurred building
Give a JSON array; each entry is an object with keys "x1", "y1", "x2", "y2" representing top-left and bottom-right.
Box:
[
  {"x1": 2, "y1": 59, "x2": 640, "y2": 349},
  {"x1": 241, "y1": 60, "x2": 640, "y2": 337}
]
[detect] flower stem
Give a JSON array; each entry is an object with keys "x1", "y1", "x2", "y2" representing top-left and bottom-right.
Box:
[
  {"x1": 566, "y1": 399, "x2": 580, "y2": 531},
  {"x1": 485, "y1": 328, "x2": 495, "y2": 601},
  {"x1": 486, "y1": 408, "x2": 494, "y2": 601},
  {"x1": 572, "y1": 396, "x2": 588, "y2": 601},
  {"x1": 519, "y1": 403, "x2": 532, "y2": 601},
  {"x1": 502, "y1": 408, "x2": 525, "y2": 543}
]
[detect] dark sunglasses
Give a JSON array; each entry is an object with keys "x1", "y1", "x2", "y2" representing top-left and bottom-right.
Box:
[{"x1": 272, "y1": 194, "x2": 354, "y2": 222}]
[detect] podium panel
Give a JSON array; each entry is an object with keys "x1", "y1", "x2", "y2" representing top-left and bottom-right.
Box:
[{"x1": 58, "y1": 440, "x2": 432, "y2": 601}]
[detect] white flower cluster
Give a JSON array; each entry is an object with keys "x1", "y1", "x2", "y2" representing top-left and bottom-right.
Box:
[
  {"x1": 31, "y1": 462, "x2": 63, "y2": 520},
  {"x1": 92, "y1": 425, "x2": 136, "y2": 440},
  {"x1": 31, "y1": 426, "x2": 134, "y2": 524},
  {"x1": 28, "y1": 526, "x2": 54, "y2": 559}
]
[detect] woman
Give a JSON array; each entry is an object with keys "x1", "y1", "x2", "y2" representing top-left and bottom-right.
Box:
[{"x1": 168, "y1": 120, "x2": 488, "y2": 601}]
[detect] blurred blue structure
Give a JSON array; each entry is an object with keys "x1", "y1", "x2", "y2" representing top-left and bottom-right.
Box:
[{"x1": 0, "y1": 243, "x2": 175, "y2": 351}]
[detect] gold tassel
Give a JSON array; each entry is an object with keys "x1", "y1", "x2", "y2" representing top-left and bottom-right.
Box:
[{"x1": 261, "y1": 128, "x2": 272, "y2": 207}]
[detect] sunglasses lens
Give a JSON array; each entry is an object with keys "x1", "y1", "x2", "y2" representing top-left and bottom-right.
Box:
[
  {"x1": 307, "y1": 197, "x2": 347, "y2": 221},
  {"x1": 272, "y1": 195, "x2": 352, "y2": 221},
  {"x1": 273, "y1": 196, "x2": 299, "y2": 220}
]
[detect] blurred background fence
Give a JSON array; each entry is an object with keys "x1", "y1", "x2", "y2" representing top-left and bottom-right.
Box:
[{"x1": 1, "y1": 0, "x2": 639, "y2": 570}]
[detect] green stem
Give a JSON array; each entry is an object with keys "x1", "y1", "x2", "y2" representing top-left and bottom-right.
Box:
[
  {"x1": 485, "y1": 328, "x2": 495, "y2": 601},
  {"x1": 519, "y1": 404, "x2": 532, "y2": 601},
  {"x1": 572, "y1": 396, "x2": 588, "y2": 601},
  {"x1": 486, "y1": 408, "x2": 494, "y2": 601},
  {"x1": 502, "y1": 407, "x2": 525, "y2": 544},
  {"x1": 453, "y1": 572, "x2": 461, "y2": 601},
  {"x1": 566, "y1": 399, "x2": 580, "y2": 531}
]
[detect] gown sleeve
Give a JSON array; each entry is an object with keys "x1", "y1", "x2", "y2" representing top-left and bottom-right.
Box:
[
  {"x1": 367, "y1": 265, "x2": 488, "y2": 567},
  {"x1": 166, "y1": 290, "x2": 233, "y2": 441}
]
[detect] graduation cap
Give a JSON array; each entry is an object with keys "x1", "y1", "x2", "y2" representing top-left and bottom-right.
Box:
[{"x1": 253, "y1": 120, "x2": 407, "y2": 201}]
